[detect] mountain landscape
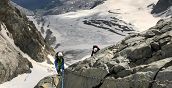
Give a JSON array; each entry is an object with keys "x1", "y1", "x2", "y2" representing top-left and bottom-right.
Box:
[
  {"x1": 25, "y1": 0, "x2": 160, "y2": 65},
  {"x1": 0, "y1": 0, "x2": 172, "y2": 88}
]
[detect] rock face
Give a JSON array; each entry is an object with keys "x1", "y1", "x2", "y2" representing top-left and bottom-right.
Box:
[
  {"x1": 152, "y1": 0, "x2": 172, "y2": 17},
  {"x1": 45, "y1": 29, "x2": 56, "y2": 46},
  {"x1": 0, "y1": 0, "x2": 54, "y2": 84},
  {"x1": 0, "y1": 22, "x2": 32, "y2": 84},
  {"x1": 37, "y1": 17, "x2": 172, "y2": 88},
  {"x1": 12, "y1": 0, "x2": 106, "y2": 15},
  {"x1": 0, "y1": 0, "x2": 54, "y2": 62}
]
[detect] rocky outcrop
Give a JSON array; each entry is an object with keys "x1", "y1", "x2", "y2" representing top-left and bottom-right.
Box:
[
  {"x1": 35, "y1": 75, "x2": 60, "y2": 88},
  {"x1": 0, "y1": 0, "x2": 54, "y2": 62},
  {"x1": 0, "y1": 22, "x2": 32, "y2": 84},
  {"x1": 83, "y1": 17, "x2": 135, "y2": 36},
  {"x1": 152, "y1": 0, "x2": 172, "y2": 17},
  {"x1": 45, "y1": 29, "x2": 56, "y2": 46},
  {"x1": 37, "y1": 17, "x2": 172, "y2": 88}
]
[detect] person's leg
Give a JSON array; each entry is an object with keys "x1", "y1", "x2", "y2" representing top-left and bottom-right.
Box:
[{"x1": 57, "y1": 66, "x2": 62, "y2": 75}]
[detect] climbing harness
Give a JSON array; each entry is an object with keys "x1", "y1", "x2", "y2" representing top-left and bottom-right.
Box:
[{"x1": 61, "y1": 68, "x2": 64, "y2": 88}]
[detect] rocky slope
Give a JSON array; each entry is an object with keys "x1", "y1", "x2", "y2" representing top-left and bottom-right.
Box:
[
  {"x1": 0, "y1": 0, "x2": 54, "y2": 84},
  {"x1": 36, "y1": 17, "x2": 172, "y2": 88},
  {"x1": 0, "y1": 0, "x2": 54, "y2": 62},
  {"x1": 152, "y1": 0, "x2": 172, "y2": 17},
  {"x1": 0, "y1": 20, "x2": 32, "y2": 84}
]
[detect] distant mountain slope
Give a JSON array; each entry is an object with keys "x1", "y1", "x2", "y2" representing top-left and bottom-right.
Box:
[
  {"x1": 12, "y1": 0, "x2": 106, "y2": 15},
  {"x1": 10, "y1": 1, "x2": 34, "y2": 16}
]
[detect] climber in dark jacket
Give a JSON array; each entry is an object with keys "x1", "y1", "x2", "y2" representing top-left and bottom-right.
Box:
[
  {"x1": 91, "y1": 45, "x2": 100, "y2": 56},
  {"x1": 54, "y1": 52, "x2": 64, "y2": 75}
]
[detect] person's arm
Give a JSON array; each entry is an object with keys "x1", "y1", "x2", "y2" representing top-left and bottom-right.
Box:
[
  {"x1": 62, "y1": 58, "x2": 64, "y2": 70},
  {"x1": 91, "y1": 51, "x2": 94, "y2": 56},
  {"x1": 54, "y1": 59, "x2": 58, "y2": 71}
]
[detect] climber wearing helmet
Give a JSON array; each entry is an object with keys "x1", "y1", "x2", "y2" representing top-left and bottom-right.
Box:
[
  {"x1": 54, "y1": 52, "x2": 64, "y2": 75},
  {"x1": 91, "y1": 45, "x2": 100, "y2": 56}
]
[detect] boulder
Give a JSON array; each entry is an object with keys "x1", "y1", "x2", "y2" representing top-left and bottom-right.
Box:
[
  {"x1": 144, "y1": 30, "x2": 156, "y2": 38},
  {"x1": 127, "y1": 43, "x2": 152, "y2": 62},
  {"x1": 161, "y1": 43, "x2": 172, "y2": 58},
  {"x1": 35, "y1": 75, "x2": 60, "y2": 88}
]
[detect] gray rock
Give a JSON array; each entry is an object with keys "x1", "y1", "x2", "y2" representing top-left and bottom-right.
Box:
[
  {"x1": 116, "y1": 69, "x2": 133, "y2": 78},
  {"x1": 100, "y1": 72, "x2": 153, "y2": 88},
  {"x1": 144, "y1": 30, "x2": 156, "y2": 38},
  {"x1": 127, "y1": 43, "x2": 152, "y2": 62},
  {"x1": 151, "y1": 29, "x2": 161, "y2": 35},
  {"x1": 111, "y1": 65, "x2": 125, "y2": 74},
  {"x1": 150, "y1": 42, "x2": 160, "y2": 52},
  {"x1": 161, "y1": 42, "x2": 172, "y2": 58},
  {"x1": 159, "y1": 36, "x2": 171, "y2": 46},
  {"x1": 45, "y1": 29, "x2": 56, "y2": 46}
]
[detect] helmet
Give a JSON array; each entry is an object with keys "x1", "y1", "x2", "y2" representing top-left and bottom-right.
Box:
[
  {"x1": 93, "y1": 45, "x2": 100, "y2": 52},
  {"x1": 93, "y1": 45, "x2": 99, "y2": 49},
  {"x1": 56, "y1": 52, "x2": 63, "y2": 57},
  {"x1": 93, "y1": 47, "x2": 98, "y2": 52}
]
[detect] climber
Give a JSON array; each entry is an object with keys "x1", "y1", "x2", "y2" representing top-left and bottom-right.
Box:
[
  {"x1": 54, "y1": 51, "x2": 64, "y2": 75},
  {"x1": 91, "y1": 45, "x2": 100, "y2": 56}
]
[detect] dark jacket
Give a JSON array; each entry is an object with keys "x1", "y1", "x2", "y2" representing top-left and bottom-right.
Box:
[
  {"x1": 91, "y1": 45, "x2": 100, "y2": 56},
  {"x1": 54, "y1": 56, "x2": 64, "y2": 73}
]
